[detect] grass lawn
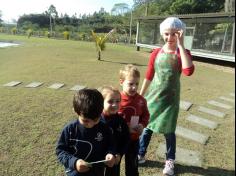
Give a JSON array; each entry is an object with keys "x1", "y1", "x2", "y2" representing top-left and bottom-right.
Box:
[{"x1": 0, "y1": 33, "x2": 235, "y2": 176}]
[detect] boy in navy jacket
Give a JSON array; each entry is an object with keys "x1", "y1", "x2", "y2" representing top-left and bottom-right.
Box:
[{"x1": 56, "y1": 88, "x2": 115, "y2": 176}]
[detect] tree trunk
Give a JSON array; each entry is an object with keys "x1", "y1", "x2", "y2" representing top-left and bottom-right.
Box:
[
  {"x1": 98, "y1": 51, "x2": 101, "y2": 60},
  {"x1": 145, "y1": 2, "x2": 149, "y2": 16}
]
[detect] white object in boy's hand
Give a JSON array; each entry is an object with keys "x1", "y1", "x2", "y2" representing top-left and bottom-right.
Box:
[
  {"x1": 130, "y1": 116, "x2": 139, "y2": 128},
  {"x1": 86, "y1": 159, "x2": 108, "y2": 167}
]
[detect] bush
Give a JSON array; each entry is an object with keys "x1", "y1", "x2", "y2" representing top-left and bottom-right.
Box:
[
  {"x1": 63, "y1": 31, "x2": 70, "y2": 40},
  {"x1": 45, "y1": 31, "x2": 50, "y2": 38},
  {"x1": 27, "y1": 29, "x2": 33, "y2": 38},
  {"x1": 11, "y1": 27, "x2": 17, "y2": 35},
  {"x1": 78, "y1": 32, "x2": 88, "y2": 41}
]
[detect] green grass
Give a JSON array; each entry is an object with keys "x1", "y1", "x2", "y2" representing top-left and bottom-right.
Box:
[{"x1": 0, "y1": 33, "x2": 235, "y2": 176}]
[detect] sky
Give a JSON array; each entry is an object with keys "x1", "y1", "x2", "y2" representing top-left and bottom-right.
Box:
[{"x1": 0, "y1": 0, "x2": 134, "y2": 22}]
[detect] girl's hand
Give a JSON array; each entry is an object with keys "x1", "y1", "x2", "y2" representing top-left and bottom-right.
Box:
[
  {"x1": 175, "y1": 30, "x2": 184, "y2": 47},
  {"x1": 75, "y1": 159, "x2": 90, "y2": 173},
  {"x1": 105, "y1": 154, "x2": 115, "y2": 167}
]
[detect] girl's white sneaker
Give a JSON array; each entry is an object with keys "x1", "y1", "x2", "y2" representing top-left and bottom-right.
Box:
[{"x1": 163, "y1": 159, "x2": 174, "y2": 175}]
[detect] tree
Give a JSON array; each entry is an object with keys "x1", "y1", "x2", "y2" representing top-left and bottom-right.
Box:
[
  {"x1": 61, "y1": 13, "x2": 70, "y2": 25},
  {"x1": 169, "y1": 0, "x2": 194, "y2": 14},
  {"x1": 45, "y1": 5, "x2": 58, "y2": 34},
  {"x1": 91, "y1": 29, "x2": 115, "y2": 60},
  {"x1": 17, "y1": 14, "x2": 49, "y2": 28},
  {"x1": 133, "y1": 0, "x2": 153, "y2": 15},
  {"x1": 133, "y1": 0, "x2": 152, "y2": 5},
  {"x1": 0, "y1": 10, "x2": 3, "y2": 26},
  {"x1": 111, "y1": 3, "x2": 130, "y2": 16},
  {"x1": 170, "y1": 0, "x2": 224, "y2": 14},
  {"x1": 132, "y1": 0, "x2": 225, "y2": 17}
]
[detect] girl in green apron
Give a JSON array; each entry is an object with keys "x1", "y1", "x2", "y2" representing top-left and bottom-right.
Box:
[{"x1": 138, "y1": 17, "x2": 195, "y2": 175}]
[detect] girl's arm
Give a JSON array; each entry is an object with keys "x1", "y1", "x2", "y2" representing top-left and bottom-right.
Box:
[
  {"x1": 176, "y1": 30, "x2": 194, "y2": 69},
  {"x1": 140, "y1": 48, "x2": 160, "y2": 96},
  {"x1": 140, "y1": 79, "x2": 151, "y2": 96},
  {"x1": 179, "y1": 46, "x2": 193, "y2": 69}
]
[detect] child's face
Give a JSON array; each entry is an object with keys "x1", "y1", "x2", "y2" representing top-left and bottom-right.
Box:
[
  {"x1": 162, "y1": 28, "x2": 178, "y2": 48},
  {"x1": 120, "y1": 76, "x2": 140, "y2": 96},
  {"x1": 78, "y1": 115, "x2": 100, "y2": 128},
  {"x1": 103, "y1": 92, "x2": 121, "y2": 115}
]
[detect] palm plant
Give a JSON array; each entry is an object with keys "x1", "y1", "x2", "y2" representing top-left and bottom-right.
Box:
[
  {"x1": 27, "y1": 29, "x2": 33, "y2": 38},
  {"x1": 91, "y1": 29, "x2": 115, "y2": 60}
]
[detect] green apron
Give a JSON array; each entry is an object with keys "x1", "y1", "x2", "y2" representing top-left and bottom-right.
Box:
[{"x1": 146, "y1": 49, "x2": 180, "y2": 134}]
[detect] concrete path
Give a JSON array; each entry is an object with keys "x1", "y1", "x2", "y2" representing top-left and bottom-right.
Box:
[
  {"x1": 176, "y1": 126, "x2": 209, "y2": 144},
  {"x1": 198, "y1": 106, "x2": 226, "y2": 118},
  {"x1": 25, "y1": 82, "x2": 43, "y2": 88},
  {"x1": 156, "y1": 143, "x2": 202, "y2": 167},
  {"x1": 3, "y1": 81, "x2": 22, "y2": 87},
  {"x1": 186, "y1": 114, "x2": 218, "y2": 129},
  {"x1": 48, "y1": 83, "x2": 65, "y2": 89}
]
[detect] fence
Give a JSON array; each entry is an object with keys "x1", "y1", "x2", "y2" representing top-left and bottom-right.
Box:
[{"x1": 136, "y1": 12, "x2": 235, "y2": 62}]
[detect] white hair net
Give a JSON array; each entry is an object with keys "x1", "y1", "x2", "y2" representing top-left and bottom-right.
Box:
[{"x1": 160, "y1": 17, "x2": 186, "y2": 34}]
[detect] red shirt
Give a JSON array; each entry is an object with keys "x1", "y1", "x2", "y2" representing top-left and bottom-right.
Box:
[
  {"x1": 146, "y1": 48, "x2": 195, "y2": 81},
  {"x1": 119, "y1": 92, "x2": 150, "y2": 141}
]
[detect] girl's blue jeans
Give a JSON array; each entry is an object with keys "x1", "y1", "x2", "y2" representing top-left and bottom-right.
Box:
[{"x1": 139, "y1": 128, "x2": 176, "y2": 160}]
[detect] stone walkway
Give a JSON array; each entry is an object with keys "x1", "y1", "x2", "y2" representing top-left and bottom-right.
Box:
[
  {"x1": 2, "y1": 81, "x2": 86, "y2": 91},
  {"x1": 2, "y1": 80, "x2": 235, "y2": 171}
]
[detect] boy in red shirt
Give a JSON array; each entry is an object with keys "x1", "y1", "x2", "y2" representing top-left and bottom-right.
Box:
[{"x1": 118, "y1": 64, "x2": 149, "y2": 176}]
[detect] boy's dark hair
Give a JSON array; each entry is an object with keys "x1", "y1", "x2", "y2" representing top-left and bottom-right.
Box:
[{"x1": 73, "y1": 88, "x2": 104, "y2": 120}]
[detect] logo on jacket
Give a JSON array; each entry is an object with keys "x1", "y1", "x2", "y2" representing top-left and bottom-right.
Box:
[{"x1": 95, "y1": 132, "x2": 103, "y2": 142}]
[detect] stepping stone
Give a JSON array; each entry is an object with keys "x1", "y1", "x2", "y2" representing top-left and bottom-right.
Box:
[
  {"x1": 156, "y1": 143, "x2": 202, "y2": 167},
  {"x1": 187, "y1": 114, "x2": 218, "y2": 129},
  {"x1": 70, "y1": 85, "x2": 86, "y2": 91},
  {"x1": 48, "y1": 83, "x2": 65, "y2": 89},
  {"x1": 208, "y1": 100, "x2": 233, "y2": 110},
  {"x1": 3, "y1": 81, "x2": 22, "y2": 87},
  {"x1": 180, "y1": 100, "x2": 193, "y2": 111},
  {"x1": 198, "y1": 106, "x2": 226, "y2": 118},
  {"x1": 176, "y1": 126, "x2": 209, "y2": 144},
  {"x1": 25, "y1": 82, "x2": 43, "y2": 88},
  {"x1": 219, "y1": 96, "x2": 235, "y2": 103}
]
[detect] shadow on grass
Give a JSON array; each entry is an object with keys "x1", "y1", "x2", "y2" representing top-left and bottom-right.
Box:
[
  {"x1": 139, "y1": 160, "x2": 164, "y2": 168},
  {"x1": 100, "y1": 59, "x2": 146, "y2": 67},
  {"x1": 139, "y1": 160, "x2": 235, "y2": 176}
]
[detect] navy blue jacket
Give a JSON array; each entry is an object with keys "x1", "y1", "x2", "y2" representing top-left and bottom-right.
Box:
[
  {"x1": 56, "y1": 119, "x2": 115, "y2": 176},
  {"x1": 102, "y1": 113, "x2": 130, "y2": 157}
]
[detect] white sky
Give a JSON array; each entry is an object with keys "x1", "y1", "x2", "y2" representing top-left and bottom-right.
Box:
[{"x1": 0, "y1": 0, "x2": 134, "y2": 22}]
